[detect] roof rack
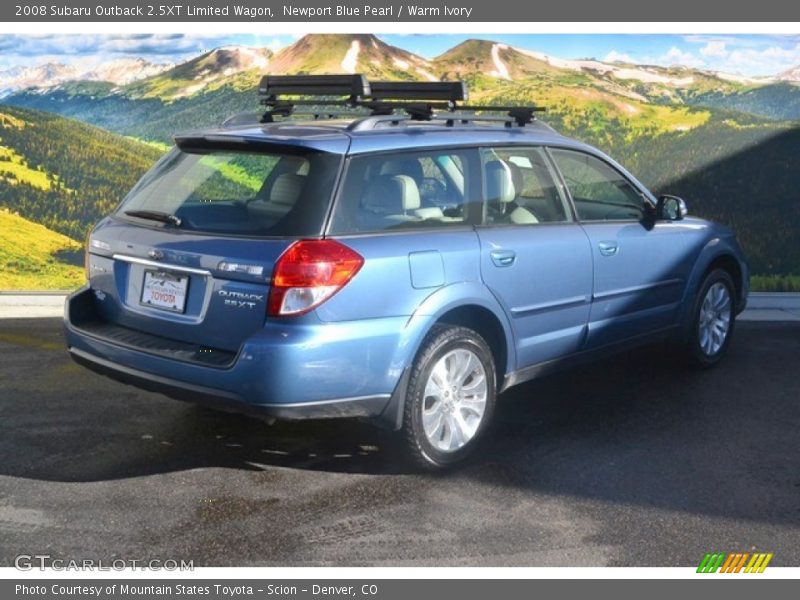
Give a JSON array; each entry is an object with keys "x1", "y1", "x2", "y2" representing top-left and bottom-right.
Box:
[
  {"x1": 441, "y1": 106, "x2": 545, "y2": 127},
  {"x1": 253, "y1": 73, "x2": 544, "y2": 127}
]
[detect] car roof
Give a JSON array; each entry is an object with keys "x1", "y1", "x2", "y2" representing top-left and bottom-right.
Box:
[{"x1": 176, "y1": 118, "x2": 592, "y2": 156}]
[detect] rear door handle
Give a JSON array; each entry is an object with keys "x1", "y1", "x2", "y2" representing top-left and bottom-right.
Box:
[
  {"x1": 490, "y1": 250, "x2": 516, "y2": 267},
  {"x1": 598, "y1": 241, "x2": 619, "y2": 257}
]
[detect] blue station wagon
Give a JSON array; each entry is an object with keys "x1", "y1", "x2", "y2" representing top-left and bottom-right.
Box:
[{"x1": 65, "y1": 75, "x2": 749, "y2": 469}]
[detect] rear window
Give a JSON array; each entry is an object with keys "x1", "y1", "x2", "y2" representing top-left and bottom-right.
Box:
[{"x1": 117, "y1": 147, "x2": 341, "y2": 237}]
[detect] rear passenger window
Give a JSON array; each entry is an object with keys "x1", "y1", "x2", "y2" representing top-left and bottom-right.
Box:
[
  {"x1": 328, "y1": 149, "x2": 481, "y2": 234},
  {"x1": 550, "y1": 148, "x2": 648, "y2": 221},
  {"x1": 481, "y1": 147, "x2": 571, "y2": 226}
]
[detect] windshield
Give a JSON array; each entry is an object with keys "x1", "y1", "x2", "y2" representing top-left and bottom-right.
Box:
[{"x1": 117, "y1": 147, "x2": 341, "y2": 237}]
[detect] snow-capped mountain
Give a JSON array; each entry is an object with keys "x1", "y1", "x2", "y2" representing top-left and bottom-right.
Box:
[
  {"x1": 776, "y1": 64, "x2": 800, "y2": 82},
  {"x1": 82, "y1": 58, "x2": 174, "y2": 86},
  {"x1": 0, "y1": 58, "x2": 172, "y2": 95},
  {"x1": 121, "y1": 45, "x2": 273, "y2": 99},
  {"x1": 434, "y1": 39, "x2": 776, "y2": 89},
  {"x1": 0, "y1": 63, "x2": 81, "y2": 94},
  {"x1": 2, "y1": 36, "x2": 795, "y2": 101},
  {"x1": 268, "y1": 34, "x2": 434, "y2": 81}
]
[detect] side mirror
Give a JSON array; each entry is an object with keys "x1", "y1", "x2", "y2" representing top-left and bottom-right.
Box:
[{"x1": 657, "y1": 195, "x2": 688, "y2": 221}]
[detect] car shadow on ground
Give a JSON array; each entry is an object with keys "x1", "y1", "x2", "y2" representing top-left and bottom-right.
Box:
[{"x1": 1, "y1": 320, "x2": 799, "y2": 526}]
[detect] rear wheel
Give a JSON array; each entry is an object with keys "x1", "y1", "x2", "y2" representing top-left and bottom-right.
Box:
[
  {"x1": 684, "y1": 269, "x2": 736, "y2": 368},
  {"x1": 402, "y1": 324, "x2": 496, "y2": 470}
]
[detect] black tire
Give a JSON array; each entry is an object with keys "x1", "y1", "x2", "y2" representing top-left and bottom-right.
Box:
[
  {"x1": 401, "y1": 324, "x2": 497, "y2": 470},
  {"x1": 684, "y1": 269, "x2": 737, "y2": 369}
]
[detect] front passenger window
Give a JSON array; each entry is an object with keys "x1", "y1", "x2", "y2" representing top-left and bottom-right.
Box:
[{"x1": 550, "y1": 149, "x2": 648, "y2": 221}]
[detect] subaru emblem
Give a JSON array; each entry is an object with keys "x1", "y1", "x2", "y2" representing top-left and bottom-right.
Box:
[{"x1": 148, "y1": 249, "x2": 165, "y2": 261}]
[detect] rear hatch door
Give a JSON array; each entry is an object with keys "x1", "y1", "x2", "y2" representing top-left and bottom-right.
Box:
[{"x1": 84, "y1": 135, "x2": 346, "y2": 353}]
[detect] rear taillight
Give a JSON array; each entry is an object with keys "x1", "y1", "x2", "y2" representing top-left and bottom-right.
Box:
[
  {"x1": 84, "y1": 231, "x2": 109, "y2": 280},
  {"x1": 267, "y1": 239, "x2": 364, "y2": 317}
]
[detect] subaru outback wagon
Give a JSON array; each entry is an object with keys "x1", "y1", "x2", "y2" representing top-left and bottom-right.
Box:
[{"x1": 65, "y1": 75, "x2": 749, "y2": 469}]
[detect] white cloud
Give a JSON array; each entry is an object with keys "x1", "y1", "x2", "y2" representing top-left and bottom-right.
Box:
[
  {"x1": 682, "y1": 35, "x2": 800, "y2": 75},
  {"x1": 700, "y1": 41, "x2": 728, "y2": 57},
  {"x1": 0, "y1": 33, "x2": 287, "y2": 71},
  {"x1": 0, "y1": 34, "x2": 219, "y2": 57},
  {"x1": 725, "y1": 44, "x2": 800, "y2": 75},
  {"x1": 604, "y1": 50, "x2": 635, "y2": 63},
  {"x1": 659, "y1": 47, "x2": 704, "y2": 68},
  {"x1": 266, "y1": 38, "x2": 285, "y2": 53}
]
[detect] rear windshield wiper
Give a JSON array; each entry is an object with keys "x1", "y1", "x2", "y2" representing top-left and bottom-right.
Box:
[{"x1": 124, "y1": 210, "x2": 182, "y2": 227}]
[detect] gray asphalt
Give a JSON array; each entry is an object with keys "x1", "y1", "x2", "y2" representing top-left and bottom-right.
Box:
[{"x1": 0, "y1": 319, "x2": 798, "y2": 567}]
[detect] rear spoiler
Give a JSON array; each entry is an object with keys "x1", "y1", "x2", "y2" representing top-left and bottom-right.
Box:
[{"x1": 172, "y1": 134, "x2": 348, "y2": 156}]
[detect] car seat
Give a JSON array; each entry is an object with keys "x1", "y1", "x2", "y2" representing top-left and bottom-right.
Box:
[
  {"x1": 359, "y1": 174, "x2": 428, "y2": 228},
  {"x1": 484, "y1": 160, "x2": 538, "y2": 224}
]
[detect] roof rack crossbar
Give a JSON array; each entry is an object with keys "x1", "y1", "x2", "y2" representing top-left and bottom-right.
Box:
[
  {"x1": 362, "y1": 100, "x2": 451, "y2": 120},
  {"x1": 458, "y1": 105, "x2": 546, "y2": 127},
  {"x1": 430, "y1": 113, "x2": 516, "y2": 128},
  {"x1": 292, "y1": 110, "x2": 370, "y2": 120},
  {"x1": 259, "y1": 98, "x2": 364, "y2": 123}
]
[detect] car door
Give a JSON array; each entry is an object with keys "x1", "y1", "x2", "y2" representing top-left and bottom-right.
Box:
[
  {"x1": 548, "y1": 147, "x2": 691, "y2": 348},
  {"x1": 475, "y1": 146, "x2": 593, "y2": 369}
]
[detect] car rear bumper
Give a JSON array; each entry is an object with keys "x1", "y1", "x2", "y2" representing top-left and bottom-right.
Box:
[{"x1": 64, "y1": 286, "x2": 405, "y2": 420}]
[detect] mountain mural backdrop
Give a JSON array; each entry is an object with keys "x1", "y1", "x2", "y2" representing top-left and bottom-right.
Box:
[{"x1": 1, "y1": 34, "x2": 799, "y2": 289}]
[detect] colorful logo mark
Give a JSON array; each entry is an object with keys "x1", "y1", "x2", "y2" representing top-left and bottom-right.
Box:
[{"x1": 697, "y1": 552, "x2": 773, "y2": 573}]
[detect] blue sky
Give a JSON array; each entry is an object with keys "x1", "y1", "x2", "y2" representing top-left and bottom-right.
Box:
[{"x1": 1, "y1": 33, "x2": 799, "y2": 76}]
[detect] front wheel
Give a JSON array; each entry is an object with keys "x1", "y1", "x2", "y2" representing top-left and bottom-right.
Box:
[
  {"x1": 402, "y1": 324, "x2": 497, "y2": 470},
  {"x1": 684, "y1": 269, "x2": 736, "y2": 368}
]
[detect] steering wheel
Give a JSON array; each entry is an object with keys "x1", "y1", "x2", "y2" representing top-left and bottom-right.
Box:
[{"x1": 419, "y1": 177, "x2": 448, "y2": 204}]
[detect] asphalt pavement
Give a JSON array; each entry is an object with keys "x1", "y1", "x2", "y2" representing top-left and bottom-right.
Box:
[{"x1": 0, "y1": 318, "x2": 798, "y2": 567}]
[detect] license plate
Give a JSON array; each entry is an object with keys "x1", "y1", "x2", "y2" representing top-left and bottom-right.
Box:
[{"x1": 140, "y1": 270, "x2": 189, "y2": 313}]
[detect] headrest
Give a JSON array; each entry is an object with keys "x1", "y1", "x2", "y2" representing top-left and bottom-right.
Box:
[
  {"x1": 485, "y1": 160, "x2": 516, "y2": 204},
  {"x1": 379, "y1": 158, "x2": 425, "y2": 185},
  {"x1": 362, "y1": 174, "x2": 421, "y2": 214},
  {"x1": 506, "y1": 161, "x2": 524, "y2": 196},
  {"x1": 269, "y1": 173, "x2": 306, "y2": 206}
]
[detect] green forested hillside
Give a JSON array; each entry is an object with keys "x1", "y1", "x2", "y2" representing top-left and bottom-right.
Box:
[
  {"x1": 8, "y1": 86, "x2": 258, "y2": 143},
  {"x1": 622, "y1": 121, "x2": 800, "y2": 276},
  {"x1": 0, "y1": 105, "x2": 163, "y2": 240},
  {"x1": 0, "y1": 209, "x2": 84, "y2": 289},
  {"x1": 684, "y1": 82, "x2": 800, "y2": 121}
]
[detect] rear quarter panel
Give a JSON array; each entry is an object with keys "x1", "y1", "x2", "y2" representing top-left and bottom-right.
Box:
[
  {"x1": 316, "y1": 230, "x2": 483, "y2": 322},
  {"x1": 317, "y1": 229, "x2": 517, "y2": 377}
]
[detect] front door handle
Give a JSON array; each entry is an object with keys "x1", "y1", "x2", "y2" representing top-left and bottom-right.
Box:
[
  {"x1": 490, "y1": 249, "x2": 516, "y2": 267},
  {"x1": 598, "y1": 241, "x2": 619, "y2": 257}
]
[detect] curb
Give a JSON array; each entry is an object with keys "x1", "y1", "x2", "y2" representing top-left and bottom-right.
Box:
[{"x1": 745, "y1": 293, "x2": 800, "y2": 310}]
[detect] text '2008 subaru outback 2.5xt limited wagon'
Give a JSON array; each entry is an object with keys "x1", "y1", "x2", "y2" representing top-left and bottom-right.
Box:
[{"x1": 65, "y1": 75, "x2": 749, "y2": 469}]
